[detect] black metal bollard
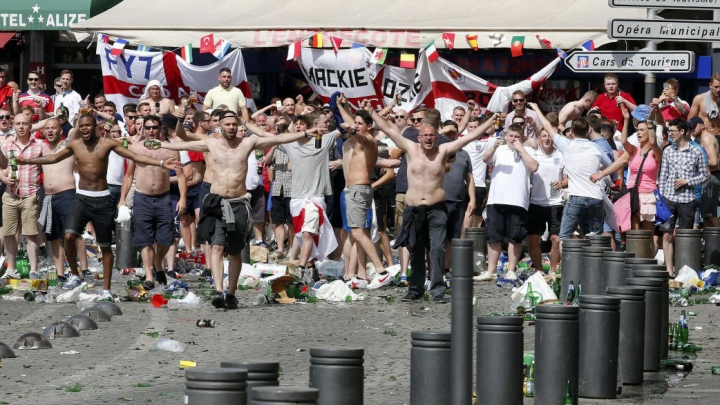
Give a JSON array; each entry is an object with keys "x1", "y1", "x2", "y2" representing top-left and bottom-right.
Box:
[
  {"x1": 704, "y1": 227, "x2": 720, "y2": 266},
  {"x1": 185, "y1": 367, "x2": 247, "y2": 405},
  {"x1": 560, "y1": 239, "x2": 591, "y2": 302},
  {"x1": 587, "y1": 234, "x2": 612, "y2": 249},
  {"x1": 581, "y1": 246, "x2": 612, "y2": 295},
  {"x1": 450, "y1": 238, "x2": 473, "y2": 405},
  {"x1": 465, "y1": 226, "x2": 487, "y2": 259},
  {"x1": 605, "y1": 287, "x2": 646, "y2": 385},
  {"x1": 675, "y1": 229, "x2": 702, "y2": 272},
  {"x1": 309, "y1": 348, "x2": 363, "y2": 405},
  {"x1": 625, "y1": 230, "x2": 654, "y2": 258},
  {"x1": 476, "y1": 316, "x2": 524, "y2": 405},
  {"x1": 602, "y1": 251, "x2": 635, "y2": 290},
  {"x1": 221, "y1": 361, "x2": 280, "y2": 404},
  {"x1": 632, "y1": 268, "x2": 670, "y2": 360},
  {"x1": 410, "y1": 331, "x2": 451, "y2": 405},
  {"x1": 623, "y1": 258, "x2": 657, "y2": 282},
  {"x1": 534, "y1": 305, "x2": 579, "y2": 405},
  {"x1": 625, "y1": 278, "x2": 663, "y2": 371},
  {"x1": 578, "y1": 295, "x2": 621, "y2": 399},
  {"x1": 251, "y1": 386, "x2": 319, "y2": 405}
]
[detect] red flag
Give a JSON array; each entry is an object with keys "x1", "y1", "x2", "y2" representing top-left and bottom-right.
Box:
[
  {"x1": 510, "y1": 36, "x2": 524, "y2": 57},
  {"x1": 330, "y1": 36, "x2": 343, "y2": 55},
  {"x1": 442, "y1": 32, "x2": 455, "y2": 50},
  {"x1": 287, "y1": 41, "x2": 301, "y2": 61},
  {"x1": 200, "y1": 34, "x2": 216, "y2": 54},
  {"x1": 535, "y1": 35, "x2": 553, "y2": 49}
]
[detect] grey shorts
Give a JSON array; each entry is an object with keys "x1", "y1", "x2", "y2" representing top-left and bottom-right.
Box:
[{"x1": 344, "y1": 185, "x2": 373, "y2": 229}]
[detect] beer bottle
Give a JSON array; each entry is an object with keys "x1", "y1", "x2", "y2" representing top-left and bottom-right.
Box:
[
  {"x1": 564, "y1": 380, "x2": 574, "y2": 405},
  {"x1": 679, "y1": 310, "x2": 689, "y2": 346},
  {"x1": 494, "y1": 116, "x2": 502, "y2": 138},
  {"x1": 524, "y1": 282, "x2": 534, "y2": 310},
  {"x1": 255, "y1": 150, "x2": 264, "y2": 175},
  {"x1": 315, "y1": 132, "x2": 322, "y2": 149},
  {"x1": 668, "y1": 323, "x2": 676, "y2": 351},
  {"x1": 9, "y1": 150, "x2": 17, "y2": 180},
  {"x1": 122, "y1": 137, "x2": 129, "y2": 148},
  {"x1": 523, "y1": 361, "x2": 535, "y2": 397},
  {"x1": 572, "y1": 283, "x2": 582, "y2": 306},
  {"x1": 566, "y1": 281, "x2": 575, "y2": 305}
]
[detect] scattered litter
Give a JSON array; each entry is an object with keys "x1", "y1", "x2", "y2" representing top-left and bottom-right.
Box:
[{"x1": 60, "y1": 350, "x2": 80, "y2": 355}]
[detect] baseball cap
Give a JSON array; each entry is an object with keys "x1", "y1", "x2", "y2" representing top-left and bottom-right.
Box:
[
  {"x1": 687, "y1": 116, "x2": 703, "y2": 129},
  {"x1": 631, "y1": 104, "x2": 650, "y2": 121},
  {"x1": 322, "y1": 103, "x2": 331, "y2": 110}
]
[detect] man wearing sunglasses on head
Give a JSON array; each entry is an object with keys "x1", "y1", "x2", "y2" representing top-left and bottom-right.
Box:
[
  {"x1": 505, "y1": 90, "x2": 540, "y2": 139},
  {"x1": 15, "y1": 71, "x2": 53, "y2": 122}
]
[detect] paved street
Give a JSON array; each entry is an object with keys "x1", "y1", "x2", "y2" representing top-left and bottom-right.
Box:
[{"x1": 0, "y1": 274, "x2": 718, "y2": 404}]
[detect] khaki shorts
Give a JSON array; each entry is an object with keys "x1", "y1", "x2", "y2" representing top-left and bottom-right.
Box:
[
  {"x1": 298, "y1": 199, "x2": 320, "y2": 235},
  {"x1": 2, "y1": 193, "x2": 39, "y2": 236},
  {"x1": 344, "y1": 185, "x2": 373, "y2": 229}
]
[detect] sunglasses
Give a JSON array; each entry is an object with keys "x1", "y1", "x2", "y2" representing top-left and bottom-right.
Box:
[
  {"x1": 396, "y1": 115, "x2": 406, "y2": 119},
  {"x1": 126, "y1": 115, "x2": 138, "y2": 120},
  {"x1": 410, "y1": 118, "x2": 423, "y2": 123},
  {"x1": 109, "y1": 130, "x2": 122, "y2": 134},
  {"x1": 512, "y1": 99, "x2": 526, "y2": 103},
  {"x1": 28, "y1": 78, "x2": 39, "y2": 82},
  {"x1": 0, "y1": 115, "x2": 10, "y2": 120},
  {"x1": 144, "y1": 125, "x2": 159, "y2": 130}
]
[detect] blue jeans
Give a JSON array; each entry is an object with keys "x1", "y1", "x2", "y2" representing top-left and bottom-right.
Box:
[{"x1": 559, "y1": 196, "x2": 604, "y2": 240}]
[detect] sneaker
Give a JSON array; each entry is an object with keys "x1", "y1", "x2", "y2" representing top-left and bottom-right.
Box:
[
  {"x1": 62, "y1": 275, "x2": 83, "y2": 290},
  {"x1": 269, "y1": 240, "x2": 279, "y2": 251},
  {"x1": 505, "y1": 270, "x2": 518, "y2": 281},
  {"x1": 225, "y1": 293, "x2": 238, "y2": 310},
  {"x1": 57, "y1": 275, "x2": 68, "y2": 283},
  {"x1": 142, "y1": 280, "x2": 156, "y2": 290},
  {"x1": 98, "y1": 291, "x2": 114, "y2": 301},
  {"x1": 252, "y1": 240, "x2": 271, "y2": 249},
  {"x1": 346, "y1": 276, "x2": 368, "y2": 290},
  {"x1": 401, "y1": 292, "x2": 423, "y2": 302},
  {"x1": 81, "y1": 269, "x2": 92, "y2": 276},
  {"x1": 211, "y1": 291, "x2": 226, "y2": 309},
  {"x1": 293, "y1": 266, "x2": 305, "y2": 280},
  {"x1": 154, "y1": 269, "x2": 168, "y2": 285},
  {"x1": 397, "y1": 275, "x2": 409, "y2": 287},
  {"x1": 473, "y1": 271, "x2": 497, "y2": 282},
  {"x1": 432, "y1": 295, "x2": 448, "y2": 304},
  {"x1": 0, "y1": 269, "x2": 20, "y2": 279},
  {"x1": 29, "y1": 271, "x2": 39, "y2": 280},
  {"x1": 367, "y1": 272, "x2": 394, "y2": 290},
  {"x1": 166, "y1": 270, "x2": 179, "y2": 279}
]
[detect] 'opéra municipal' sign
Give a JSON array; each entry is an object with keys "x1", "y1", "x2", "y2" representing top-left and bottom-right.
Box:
[
  {"x1": 609, "y1": 19, "x2": 720, "y2": 41},
  {"x1": 564, "y1": 51, "x2": 695, "y2": 73}
]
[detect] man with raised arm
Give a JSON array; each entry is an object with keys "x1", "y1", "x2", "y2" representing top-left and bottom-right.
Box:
[
  {"x1": 368, "y1": 102, "x2": 498, "y2": 302},
  {"x1": 15, "y1": 114, "x2": 177, "y2": 300},
  {"x1": 155, "y1": 110, "x2": 328, "y2": 310}
]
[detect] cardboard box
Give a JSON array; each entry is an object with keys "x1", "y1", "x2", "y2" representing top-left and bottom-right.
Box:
[{"x1": 8, "y1": 279, "x2": 48, "y2": 291}]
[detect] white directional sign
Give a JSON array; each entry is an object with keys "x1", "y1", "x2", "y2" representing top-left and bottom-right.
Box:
[
  {"x1": 609, "y1": 19, "x2": 720, "y2": 42},
  {"x1": 564, "y1": 51, "x2": 695, "y2": 73},
  {"x1": 609, "y1": 0, "x2": 720, "y2": 9}
]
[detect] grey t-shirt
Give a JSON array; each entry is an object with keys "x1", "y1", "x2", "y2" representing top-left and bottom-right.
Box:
[
  {"x1": 443, "y1": 149, "x2": 472, "y2": 201},
  {"x1": 279, "y1": 130, "x2": 340, "y2": 198}
]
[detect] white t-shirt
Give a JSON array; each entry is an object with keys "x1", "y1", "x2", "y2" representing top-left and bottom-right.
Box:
[
  {"x1": 107, "y1": 151, "x2": 125, "y2": 186},
  {"x1": 530, "y1": 148, "x2": 565, "y2": 207},
  {"x1": 487, "y1": 145, "x2": 533, "y2": 209},
  {"x1": 54, "y1": 90, "x2": 82, "y2": 120},
  {"x1": 246, "y1": 150, "x2": 261, "y2": 190},
  {"x1": 463, "y1": 139, "x2": 491, "y2": 187},
  {"x1": 553, "y1": 134, "x2": 612, "y2": 200}
]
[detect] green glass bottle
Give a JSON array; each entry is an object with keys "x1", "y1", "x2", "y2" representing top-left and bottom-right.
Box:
[
  {"x1": 47, "y1": 271, "x2": 57, "y2": 287},
  {"x1": 566, "y1": 280, "x2": 575, "y2": 305},
  {"x1": 524, "y1": 282, "x2": 534, "y2": 310},
  {"x1": 9, "y1": 150, "x2": 17, "y2": 180},
  {"x1": 143, "y1": 140, "x2": 162, "y2": 149},
  {"x1": 564, "y1": 380, "x2": 574, "y2": 405},
  {"x1": 524, "y1": 362, "x2": 535, "y2": 397},
  {"x1": 122, "y1": 137, "x2": 129, "y2": 148},
  {"x1": 679, "y1": 310, "x2": 689, "y2": 346}
]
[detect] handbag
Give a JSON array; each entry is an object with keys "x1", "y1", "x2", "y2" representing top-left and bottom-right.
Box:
[
  {"x1": 613, "y1": 150, "x2": 649, "y2": 231},
  {"x1": 654, "y1": 189, "x2": 673, "y2": 224}
]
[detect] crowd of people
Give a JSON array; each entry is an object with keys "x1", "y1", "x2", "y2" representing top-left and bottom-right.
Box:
[{"x1": 0, "y1": 66, "x2": 718, "y2": 308}]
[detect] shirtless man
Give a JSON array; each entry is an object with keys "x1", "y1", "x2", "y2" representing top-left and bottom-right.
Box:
[
  {"x1": 156, "y1": 111, "x2": 327, "y2": 309},
  {"x1": 689, "y1": 73, "x2": 720, "y2": 136},
  {"x1": 558, "y1": 90, "x2": 598, "y2": 127},
  {"x1": 369, "y1": 103, "x2": 499, "y2": 302},
  {"x1": 141, "y1": 80, "x2": 176, "y2": 116},
  {"x1": 336, "y1": 104, "x2": 390, "y2": 289},
  {"x1": 119, "y1": 115, "x2": 186, "y2": 290},
  {"x1": 38, "y1": 119, "x2": 89, "y2": 282},
  {"x1": 16, "y1": 114, "x2": 177, "y2": 300}
]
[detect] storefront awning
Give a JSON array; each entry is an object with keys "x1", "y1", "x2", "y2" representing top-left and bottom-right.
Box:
[
  {"x1": 71, "y1": 0, "x2": 647, "y2": 49},
  {"x1": 0, "y1": 32, "x2": 15, "y2": 48},
  {"x1": 0, "y1": 0, "x2": 121, "y2": 31}
]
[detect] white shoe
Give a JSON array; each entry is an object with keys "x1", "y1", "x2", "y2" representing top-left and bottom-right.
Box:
[
  {"x1": 346, "y1": 276, "x2": 368, "y2": 290},
  {"x1": 98, "y1": 290, "x2": 114, "y2": 301},
  {"x1": 367, "y1": 272, "x2": 393, "y2": 290},
  {"x1": 62, "y1": 275, "x2": 83, "y2": 290},
  {"x1": 505, "y1": 270, "x2": 518, "y2": 280},
  {"x1": 1, "y1": 268, "x2": 20, "y2": 279},
  {"x1": 473, "y1": 271, "x2": 497, "y2": 282}
]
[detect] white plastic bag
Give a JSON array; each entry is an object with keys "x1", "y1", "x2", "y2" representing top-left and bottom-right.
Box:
[
  {"x1": 316, "y1": 260, "x2": 345, "y2": 279},
  {"x1": 115, "y1": 205, "x2": 132, "y2": 230},
  {"x1": 510, "y1": 272, "x2": 557, "y2": 304},
  {"x1": 675, "y1": 265, "x2": 699, "y2": 285},
  {"x1": 315, "y1": 280, "x2": 363, "y2": 302},
  {"x1": 55, "y1": 282, "x2": 88, "y2": 303}
]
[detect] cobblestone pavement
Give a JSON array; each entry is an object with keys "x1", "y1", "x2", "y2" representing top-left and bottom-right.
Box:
[{"x1": 0, "y1": 275, "x2": 718, "y2": 404}]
